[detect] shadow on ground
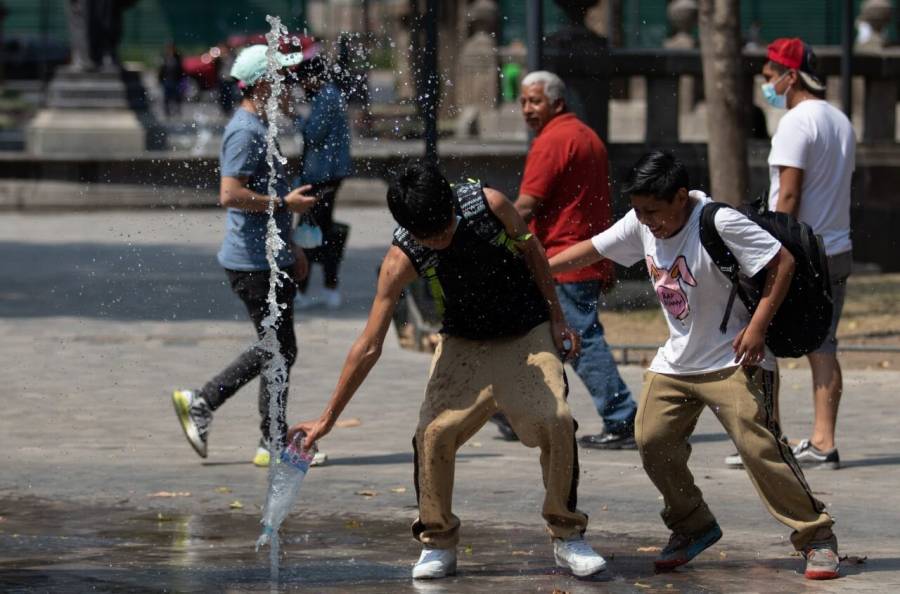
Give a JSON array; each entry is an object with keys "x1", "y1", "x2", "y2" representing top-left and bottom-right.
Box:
[
  {"x1": 0, "y1": 241, "x2": 388, "y2": 321},
  {"x1": 0, "y1": 496, "x2": 872, "y2": 593}
]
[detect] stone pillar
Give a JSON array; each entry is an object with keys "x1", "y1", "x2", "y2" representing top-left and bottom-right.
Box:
[
  {"x1": 26, "y1": 67, "x2": 154, "y2": 155},
  {"x1": 545, "y1": 23, "x2": 610, "y2": 141},
  {"x1": 856, "y1": 0, "x2": 893, "y2": 51},
  {"x1": 454, "y1": 0, "x2": 499, "y2": 137},
  {"x1": 664, "y1": 0, "x2": 700, "y2": 117},
  {"x1": 664, "y1": 0, "x2": 696, "y2": 49},
  {"x1": 389, "y1": 1, "x2": 416, "y2": 101},
  {"x1": 26, "y1": 0, "x2": 156, "y2": 155}
]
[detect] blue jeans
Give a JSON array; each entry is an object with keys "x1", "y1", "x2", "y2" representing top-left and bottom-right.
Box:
[{"x1": 557, "y1": 280, "x2": 637, "y2": 434}]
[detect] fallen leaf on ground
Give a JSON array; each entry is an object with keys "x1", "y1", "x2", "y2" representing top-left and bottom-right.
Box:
[
  {"x1": 840, "y1": 555, "x2": 867, "y2": 564},
  {"x1": 787, "y1": 361, "x2": 798, "y2": 369},
  {"x1": 356, "y1": 490, "x2": 377, "y2": 497},
  {"x1": 511, "y1": 550, "x2": 532, "y2": 556},
  {"x1": 463, "y1": 544, "x2": 473, "y2": 555},
  {"x1": 880, "y1": 360, "x2": 891, "y2": 368},
  {"x1": 214, "y1": 486, "x2": 232, "y2": 494},
  {"x1": 634, "y1": 583, "x2": 651, "y2": 589},
  {"x1": 229, "y1": 500, "x2": 243, "y2": 509},
  {"x1": 637, "y1": 546, "x2": 662, "y2": 552},
  {"x1": 468, "y1": 441, "x2": 482, "y2": 448},
  {"x1": 719, "y1": 551, "x2": 727, "y2": 559},
  {"x1": 147, "y1": 491, "x2": 191, "y2": 498},
  {"x1": 601, "y1": 504, "x2": 608, "y2": 511},
  {"x1": 335, "y1": 418, "x2": 362, "y2": 428},
  {"x1": 345, "y1": 520, "x2": 362, "y2": 529},
  {"x1": 390, "y1": 487, "x2": 407, "y2": 494}
]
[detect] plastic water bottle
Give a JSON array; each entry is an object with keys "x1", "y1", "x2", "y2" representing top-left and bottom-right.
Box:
[
  {"x1": 293, "y1": 217, "x2": 323, "y2": 249},
  {"x1": 255, "y1": 432, "x2": 316, "y2": 551}
]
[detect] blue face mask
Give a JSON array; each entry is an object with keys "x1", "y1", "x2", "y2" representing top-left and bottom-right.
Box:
[{"x1": 761, "y1": 72, "x2": 788, "y2": 109}]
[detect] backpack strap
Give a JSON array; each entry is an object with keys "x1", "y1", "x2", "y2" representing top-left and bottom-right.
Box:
[
  {"x1": 698, "y1": 202, "x2": 742, "y2": 334},
  {"x1": 392, "y1": 226, "x2": 445, "y2": 316},
  {"x1": 454, "y1": 180, "x2": 531, "y2": 253}
]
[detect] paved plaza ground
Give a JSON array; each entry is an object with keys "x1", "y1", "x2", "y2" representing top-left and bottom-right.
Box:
[{"x1": 1, "y1": 207, "x2": 899, "y2": 592}]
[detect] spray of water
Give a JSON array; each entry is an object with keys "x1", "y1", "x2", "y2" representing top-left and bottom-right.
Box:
[{"x1": 258, "y1": 14, "x2": 291, "y2": 583}]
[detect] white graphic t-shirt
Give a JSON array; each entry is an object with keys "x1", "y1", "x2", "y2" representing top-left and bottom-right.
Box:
[{"x1": 591, "y1": 191, "x2": 782, "y2": 375}]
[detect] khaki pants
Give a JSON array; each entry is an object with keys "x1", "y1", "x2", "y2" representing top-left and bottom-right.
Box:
[
  {"x1": 636, "y1": 366, "x2": 833, "y2": 550},
  {"x1": 412, "y1": 321, "x2": 588, "y2": 549}
]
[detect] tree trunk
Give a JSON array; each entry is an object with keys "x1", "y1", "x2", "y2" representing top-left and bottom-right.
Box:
[{"x1": 697, "y1": 0, "x2": 748, "y2": 206}]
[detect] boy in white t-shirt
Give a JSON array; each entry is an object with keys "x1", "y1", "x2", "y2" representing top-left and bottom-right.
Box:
[{"x1": 550, "y1": 151, "x2": 840, "y2": 580}]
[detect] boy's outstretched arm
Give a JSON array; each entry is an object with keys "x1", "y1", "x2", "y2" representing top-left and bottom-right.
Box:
[
  {"x1": 733, "y1": 246, "x2": 796, "y2": 366},
  {"x1": 288, "y1": 245, "x2": 419, "y2": 447},
  {"x1": 548, "y1": 239, "x2": 605, "y2": 275}
]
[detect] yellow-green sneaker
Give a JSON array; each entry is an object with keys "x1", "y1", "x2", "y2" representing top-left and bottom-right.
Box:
[
  {"x1": 171, "y1": 389, "x2": 211, "y2": 458},
  {"x1": 253, "y1": 446, "x2": 270, "y2": 467}
]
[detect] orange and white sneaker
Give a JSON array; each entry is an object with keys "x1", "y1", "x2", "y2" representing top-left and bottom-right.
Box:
[{"x1": 804, "y1": 535, "x2": 840, "y2": 580}]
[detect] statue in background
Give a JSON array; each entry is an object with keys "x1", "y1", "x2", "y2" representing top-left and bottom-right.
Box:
[{"x1": 67, "y1": 0, "x2": 139, "y2": 72}]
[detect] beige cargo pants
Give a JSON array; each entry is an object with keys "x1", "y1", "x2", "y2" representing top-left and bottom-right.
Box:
[
  {"x1": 636, "y1": 366, "x2": 834, "y2": 549},
  {"x1": 411, "y1": 321, "x2": 589, "y2": 549}
]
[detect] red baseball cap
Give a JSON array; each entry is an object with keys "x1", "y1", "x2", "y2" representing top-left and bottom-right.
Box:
[{"x1": 767, "y1": 38, "x2": 825, "y2": 92}]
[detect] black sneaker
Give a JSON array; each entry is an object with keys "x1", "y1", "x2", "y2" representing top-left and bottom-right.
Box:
[
  {"x1": 488, "y1": 412, "x2": 519, "y2": 442},
  {"x1": 654, "y1": 522, "x2": 723, "y2": 571},
  {"x1": 578, "y1": 431, "x2": 637, "y2": 450},
  {"x1": 172, "y1": 389, "x2": 211, "y2": 458},
  {"x1": 793, "y1": 439, "x2": 840, "y2": 470}
]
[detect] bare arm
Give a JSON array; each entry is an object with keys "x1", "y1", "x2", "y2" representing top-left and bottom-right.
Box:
[
  {"x1": 733, "y1": 246, "x2": 796, "y2": 365},
  {"x1": 513, "y1": 193, "x2": 541, "y2": 222},
  {"x1": 288, "y1": 245, "x2": 419, "y2": 446},
  {"x1": 219, "y1": 176, "x2": 317, "y2": 214},
  {"x1": 484, "y1": 188, "x2": 580, "y2": 358},
  {"x1": 548, "y1": 239, "x2": 604, "y2": 275},
  {"x1": 774, "y1": 166, "x2": 804, "y2": 218}
]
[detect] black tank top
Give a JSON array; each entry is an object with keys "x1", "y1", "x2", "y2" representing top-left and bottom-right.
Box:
[{"x1": 432, "y1": 216, "x2": 549, "y2": 340}]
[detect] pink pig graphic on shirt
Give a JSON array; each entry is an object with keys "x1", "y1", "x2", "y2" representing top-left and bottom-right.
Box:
[{"x1": 646, "y1": 255, "x2": 697, "y2": 320}]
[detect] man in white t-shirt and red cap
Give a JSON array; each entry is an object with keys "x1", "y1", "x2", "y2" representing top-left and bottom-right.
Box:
[{"x1": 732, "y1": 38, "x2": 855, "y2": 471}]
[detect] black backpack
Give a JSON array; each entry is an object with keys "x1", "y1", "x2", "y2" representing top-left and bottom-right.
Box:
[{"x1": 698, "y1": 200, "x2": 833, "y2": 358}]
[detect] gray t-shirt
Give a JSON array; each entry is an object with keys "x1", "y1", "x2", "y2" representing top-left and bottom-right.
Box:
[{"x1": 217, "y1": 108, "x2": 294, "y2": 271}]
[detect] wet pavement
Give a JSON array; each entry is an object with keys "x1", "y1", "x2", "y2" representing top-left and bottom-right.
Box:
[
  {"x1": 1, "y1": 209, "x2": 899, "y2": 592},
  {"x1": 0, "y1": 495, "x2": 880, "y2": 593}
]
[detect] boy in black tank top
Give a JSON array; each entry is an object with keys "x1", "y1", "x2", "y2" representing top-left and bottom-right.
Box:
[{"x1": 287, "y1": 162, "x2": 607, "y2": 579}]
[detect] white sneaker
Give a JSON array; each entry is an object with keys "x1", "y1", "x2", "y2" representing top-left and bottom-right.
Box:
[
  {"x1": 294, "y1": 291, "x2": 318, "y2": 309},
  {"x1": 322, "y1": 288, "x2": 342, "y2": 310},
  {"x1": 411, "y1": 547, "x2": 457, "y2": 579},
  {"x1": 724, "y1": 452, "x2": 744, "y2": 468},
  {"x1": 553, "y1": 536, "x2": 607, "y2": 577}
]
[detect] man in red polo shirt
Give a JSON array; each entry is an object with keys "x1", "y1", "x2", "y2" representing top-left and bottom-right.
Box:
[{"x1": 490, "y1": 70, "x2": 638, "y2": 449}]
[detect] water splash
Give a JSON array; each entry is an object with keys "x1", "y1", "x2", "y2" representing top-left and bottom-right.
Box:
[{"x1": 258, "y1": 13, "x2": 291, "y2": 584}]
